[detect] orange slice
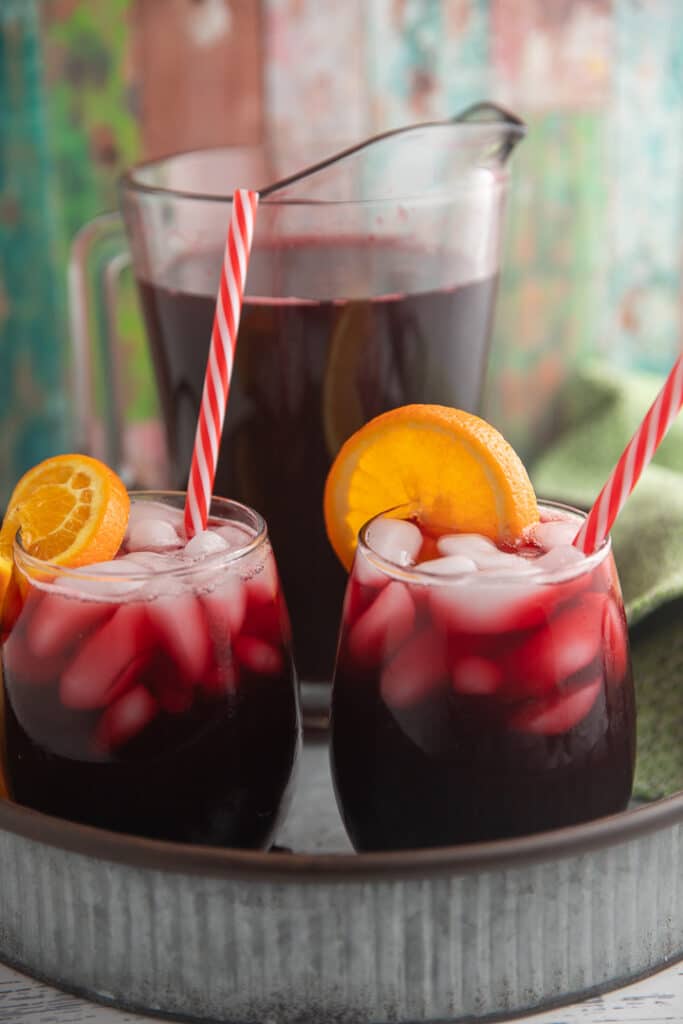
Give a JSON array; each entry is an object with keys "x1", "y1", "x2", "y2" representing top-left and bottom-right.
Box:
[
  {"x1": 0, "y1": 454, "x2": 130, "y2": 622},
  {"x1": 324, "y1": 404, "x2": 539, "y2": 570}
]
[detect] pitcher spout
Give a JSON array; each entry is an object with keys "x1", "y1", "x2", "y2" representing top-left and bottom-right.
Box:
[
  {"x1": 453, "y1": 101, "x2": 527, "y2": 165},
  {"x1": 262, "y1": 100, "x2": 526, "y2": 203}
]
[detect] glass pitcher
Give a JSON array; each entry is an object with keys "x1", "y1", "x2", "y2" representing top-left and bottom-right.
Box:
[{"x1": 69, "y1": 103, "x2": 525, "y2": 700}]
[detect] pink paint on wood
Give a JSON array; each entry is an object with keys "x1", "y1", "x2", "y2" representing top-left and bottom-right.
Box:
[
  {"x1": 132, "y1": 0, "x2": 264, "y2": 158},
  {"x1": 491, "y1": 0, "x2": 612, "y2": 111}
]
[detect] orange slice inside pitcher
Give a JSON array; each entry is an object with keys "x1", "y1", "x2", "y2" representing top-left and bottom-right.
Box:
[
  {"x1": 0, "y1": 454, "x2": 130, "y2": 625},
  {"x1": 324, "y1": 404, "x2": 539, "y2": 570}
]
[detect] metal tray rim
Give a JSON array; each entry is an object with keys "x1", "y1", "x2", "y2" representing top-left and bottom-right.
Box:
[{"x1": 2, "y1": 780, "x2": 681, "y2": 881}]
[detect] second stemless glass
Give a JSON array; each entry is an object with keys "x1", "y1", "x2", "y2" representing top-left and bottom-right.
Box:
[
  {"x1": 2, "y1": 493, "x2": 300, "y2": 849},
  {"x1": 330, "y1": 501, "x2": 636, "y2": 852}
]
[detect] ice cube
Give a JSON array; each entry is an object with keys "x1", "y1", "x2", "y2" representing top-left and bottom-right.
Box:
[
  {"x1": 27, "y1": 590, "x2": 115, "y2": 660},
  {"x1": 146, "y1": 593, "x2": 211, "y2": 682},
  {"x1": 60, "y1": 603, "x2": 151, "y2": 709},
  {"x1": 202, "y1": 575, "x2": 247, "y2": 642},
  {"x1": 133, "y1": 548, "x2": 196, "y2": 598},
  {"x1": 128, "y1": 551, "x2": 193, "y2": 599},
  {"x1": 353, "y1": 550, "x2": 387, "y2": 590},
  {"x1": 430, "y1": 578, "x2": 542, "y2": 635},
  {"x1": 126, "y1": 518, "x2": 183, "y2": 553},
  {"x1": 341, "y1": 577, "x2": 373, "y2": 630},
  {"x1": 3, "y1": 592, "x2": 81, "y2": 685},
  {"x1": 347, "y1": 581, "x2": 415, "y2": 668},
  {"x1": 532, "y1": 544, "x2": 586, "y2": 576},
  {"x1": 470, "y1": 549, "x2": 532, "y2": 572},
  {"x1": 436, "y1": 534, "x2": 531, "y2": 572},
  {"x1": 481, "y1": 552, "x2": 538, "y2": 574},
  {"x1": 96, "y1": 685, "x2": 158, "y2": 752},
  {"x1": 184, "y1": 530, "x2": 229, "y2": 560},
  {"x1": 215, "y1": 523, "x2": 254, "y2": 551},
  {"x1": 233, "y1": 635, "x2": 284, "y2": 677},
  {"x1": 452, "y1": 656, "x2": 502, "y2": 696},
  {"x1": 532, "y1": 518, "x2": 582, "y2": 550},
  {"x1": 99, "y1": 652, "x2": 151, "y2": 707},
  {"x1": 54, "y1": 559, "x2": 148, "y2": 599},
  {"x1": 380, "y1": 627, "x2": 448, "y2": 709},
  {"x1": 436, "y1": 534, "x2": 499, "y2": 559},
  {"x1": 127, "y1": 499, "x2": 184, "y2": 529},
  {"x1": 508, "y1": 678, "x2": 601, "y2": 735},
  {"x1": 122, "y1": 551, "x2": 171, "y2": 572},
  {"x1": 417, "y1": 555, "x2": 477, "y2": 576},
  {"x1": 517, "y1": 544, "x2": 543, "y2": 559},
  {"x1": 365, "y1": 517, "x2": 423, "y2": 566},
  {"x1": 502, "y1": 593, "x2": 607, "y2": 698}
]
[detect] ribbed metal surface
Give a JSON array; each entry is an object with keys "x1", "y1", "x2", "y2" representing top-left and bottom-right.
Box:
[{"x1": 0, "y1": 819, "x2": 682, "y2": 1023}]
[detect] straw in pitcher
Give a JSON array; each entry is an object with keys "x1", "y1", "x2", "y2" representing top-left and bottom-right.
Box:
[{"x1": 184, "y1": 189, "x2": 259, "y2": 539}]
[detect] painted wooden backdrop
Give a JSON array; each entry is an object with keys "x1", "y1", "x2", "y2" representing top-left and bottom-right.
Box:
[{"x1": 2, "y1": 0, "x2": 683, "y2": 500}]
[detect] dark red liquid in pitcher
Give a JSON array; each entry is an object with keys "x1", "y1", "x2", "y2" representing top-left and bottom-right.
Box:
[{"x1": 137, "y1": 240, "x2": 498, "y2": 683}]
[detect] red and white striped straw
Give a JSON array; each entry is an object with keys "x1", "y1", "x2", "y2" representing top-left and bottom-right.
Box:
[
  {"x1": 573, "y1": 352, "x2": 683, "y2": 555},
  {"x1": 184, "y1": 188, "x2": 259, "y2": 539}
]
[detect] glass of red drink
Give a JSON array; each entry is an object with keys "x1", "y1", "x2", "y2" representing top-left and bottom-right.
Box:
[
  {"x1": 70, "y1": 108, "x2": 525, "y2": 688},
  {"x1": 330, "y1": 502, "x2": 636, "y2": 851},
  {"x1": 1, "y1": 493, "x2": 300, "y2": 848}
]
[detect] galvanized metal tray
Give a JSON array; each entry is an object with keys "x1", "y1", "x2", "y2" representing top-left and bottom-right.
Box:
[{"x1": 0, "y1": 723, "x2": 681, "y2": 1024}]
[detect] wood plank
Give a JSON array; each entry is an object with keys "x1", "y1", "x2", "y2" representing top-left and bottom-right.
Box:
[
  {"x1": 132, "y1": 0, "x2": 263, "y2": 158},
  {"x1": 1, "y1": 956, "x2": 682, "y2": 1022}
]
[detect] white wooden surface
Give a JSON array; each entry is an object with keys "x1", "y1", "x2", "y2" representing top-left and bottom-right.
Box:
[{"x1": 0, "y1": 958, "x2": 682, "y2": 1023}]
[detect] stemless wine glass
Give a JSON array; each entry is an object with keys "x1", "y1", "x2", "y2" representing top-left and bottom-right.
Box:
[
  {"x1": 330, "y1": 501, "x2": 636, "y2": 852},
  {"x1": 2, "y1": 493, "x2": 300, "y2": 849}
]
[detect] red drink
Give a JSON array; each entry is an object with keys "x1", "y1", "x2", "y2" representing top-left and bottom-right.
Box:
[
  {"x1": 2, "y1": 494, "x2": 300, "y2": 848},
  {"x1": 330, "y1": 504, "x2": 635, "y2": 851},
  {"x1": 137, "y1": 240, "x2": 498, "y2": 683}
]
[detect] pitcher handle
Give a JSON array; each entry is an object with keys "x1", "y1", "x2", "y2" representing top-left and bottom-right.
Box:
[{"x1": 68, "y1": 212, "x2": 132, "y2": 480}]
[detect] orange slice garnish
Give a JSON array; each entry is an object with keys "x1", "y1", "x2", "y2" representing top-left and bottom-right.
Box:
[
  {"x1": 0, "y1": 454, "x2": 130, "y2": 623},
  {"x1": 324, "y1": 404, "x2": 539, "y2": 570}
]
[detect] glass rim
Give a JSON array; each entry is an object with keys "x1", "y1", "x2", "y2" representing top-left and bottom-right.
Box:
[
  {"x1": 357, "y1": 498, "x2": 612, "y2": 587},
  {"x1": 119, "y1": 136, "x2": 510, "y2": 208},
  {"x1": 13, "y1": 491, "x2": 268, "y2": 584}
]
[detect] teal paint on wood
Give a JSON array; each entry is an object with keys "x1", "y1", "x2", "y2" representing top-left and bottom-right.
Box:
[
  {"x1": 366, "y1": 0, "x2": 491, "y2": 126},
  {"x1": 607, "y1": 0, "x2": 683, "y2": 374},
  {"x1": 0, "y1": 0, "x2": 69, "y2": 506},
  {"x1": 485, "y1": 111, "x2": 608, "y2": 457}
]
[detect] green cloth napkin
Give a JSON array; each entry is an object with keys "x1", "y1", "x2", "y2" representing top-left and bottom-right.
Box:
[{"x1": 530, "y1": 364, "x2": 683, "y2": 801}]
